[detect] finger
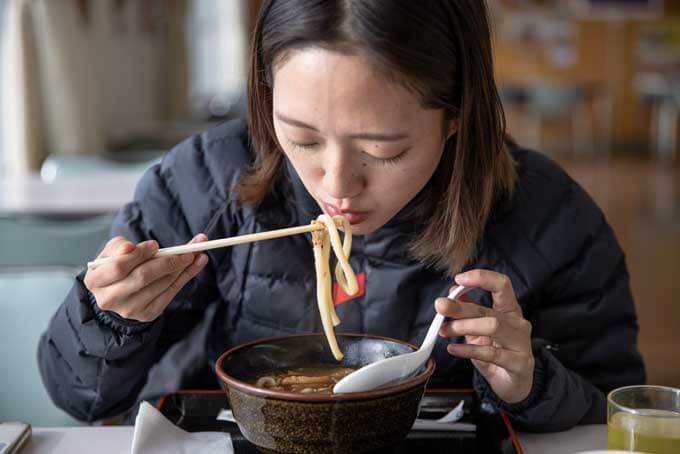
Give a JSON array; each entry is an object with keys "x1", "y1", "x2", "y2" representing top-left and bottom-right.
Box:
[
  {"x1": 454, "y1": 269, "x2": 519, "y2": 313},
  {"x1": 138, "y1": 253, "x2": 209, "y2": 321},
  {"x1": 114, "y1": 252, "x2": 196, "y2": 297},
  {"x1": 99, "y1": 236, "x2": 135, "y2": 258},
  {"x1": 447, "y1": 284, "x2": 474, "y2": 303},
  {"x1": 95, "y1": 254, "x2": 200, "y2": 320},
  {"x1": 440, "y1": 316, "x2": 506, "y2": 338},
  {"x1": 119, "y1": 234, "x2": 208, "y2": 316},
  {"x1": 87, "y1": 240, "x2": 159, "y2": 288},
  {"x1": 172, "y1": 233, "x2": 209, "y2": 259},
  {"x1": 105, "y1": 233, "x2": 208, "y2": 296},
  {"x1": 446, "y1": 343, "x2": 527, "y2": 374},
  {"x1": 92, "y1": 261, "x2": 177, "y2": 315},
  {"x1": 465, "y1": 334, "x2": 493, "y2": 346},
  {"x1": 471, "y1": 358, "x2": 493, "y2": 375},
  {"x1": 191, "y1": 233, "x2": 209, "y2": 248},
  {"x1": 440, "y1": 316, "x2": 529, "y2": 352},
  {"x1": 435, "y1": 297, "x2": 491, "y2": 319},
  {"x1": 115, "y1": 272, "x2": 182, "y2": 319},
  {"x1": 187, "y1": 233, "x2": 209, "y2": 260}
]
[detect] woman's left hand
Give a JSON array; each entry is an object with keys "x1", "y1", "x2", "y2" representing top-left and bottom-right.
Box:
[{"x1": 435, "y1": 269, "x2": 534, "y2": 404}]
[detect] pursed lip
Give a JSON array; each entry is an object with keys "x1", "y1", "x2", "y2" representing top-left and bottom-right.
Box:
[{"x1": 322, "y1": 202, "x2": 370, "y2": 224}]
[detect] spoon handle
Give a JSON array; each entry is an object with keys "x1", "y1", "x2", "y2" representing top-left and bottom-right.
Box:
[
  {"x1": 422, "y1": 314, "x2": 446, "y2": 353},
  {"x1": 421, "y1": 286, "x2": 474, "y2": 352}
]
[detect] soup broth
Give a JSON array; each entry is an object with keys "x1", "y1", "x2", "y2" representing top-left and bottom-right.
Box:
[{"x1": 252, "y1": 366, "x2": 355, "y2": 394}]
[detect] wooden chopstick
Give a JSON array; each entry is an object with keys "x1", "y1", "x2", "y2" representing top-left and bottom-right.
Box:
[{"x1": 87, "y1": 222, "x2": 330, "y2": 270}]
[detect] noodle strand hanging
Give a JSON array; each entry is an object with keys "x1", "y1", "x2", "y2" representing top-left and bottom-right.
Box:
[{"x1": 311, "y1": 215, "x2": 358, "y2": 360}]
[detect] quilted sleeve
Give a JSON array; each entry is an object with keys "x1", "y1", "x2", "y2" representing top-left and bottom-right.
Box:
[
  {"x1": 37, "y1": 126, "x2": 245, "y2": 421},
  {"x1": 475, "y1": 176, "x2": 645, "y2": 431}
]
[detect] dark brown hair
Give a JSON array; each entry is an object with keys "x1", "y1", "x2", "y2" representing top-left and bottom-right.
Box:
[{"x1": 239, "y1": 0, "x2": 517, "y2": 275}]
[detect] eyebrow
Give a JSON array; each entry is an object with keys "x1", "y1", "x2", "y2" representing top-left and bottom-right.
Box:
[{"x1": 275, "y1": 112, "x2": 410, "y2": 142}]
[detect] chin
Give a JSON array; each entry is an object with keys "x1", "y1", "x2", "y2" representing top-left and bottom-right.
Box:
[
  {"x1": 348, "y1": 225, "x2": 369, "y2": 236},
  {"x1": 347, "y1": 219, "x2": 382, "y2": 236}
]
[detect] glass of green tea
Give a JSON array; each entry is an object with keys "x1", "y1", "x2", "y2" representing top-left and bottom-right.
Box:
[{"x1": 607, "y1": 385, "x2": 680, "y2": 453}]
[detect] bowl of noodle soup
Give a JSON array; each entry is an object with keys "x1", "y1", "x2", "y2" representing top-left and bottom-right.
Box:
[{"x1": 215, "y1": 333, "x2": 435, "y2": 453}]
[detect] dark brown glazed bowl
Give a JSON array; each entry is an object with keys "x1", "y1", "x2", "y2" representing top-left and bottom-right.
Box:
[{"x1": 215, "y1": 333, "x2": 435, "y2": 454}]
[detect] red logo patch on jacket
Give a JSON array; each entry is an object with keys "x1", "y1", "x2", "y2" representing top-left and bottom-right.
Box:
[{"x1": 333, "y1": 272, "x2": 366, "y2": 306}]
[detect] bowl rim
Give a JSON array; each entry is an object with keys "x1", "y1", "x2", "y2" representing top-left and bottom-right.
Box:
[{"x1": 215, "y1": 332, "x2": 436, "y2": 402}]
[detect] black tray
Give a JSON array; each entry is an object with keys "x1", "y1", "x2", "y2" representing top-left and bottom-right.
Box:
[{"x1": 157, "y1": 388, "x2": 523, "y2": 454}]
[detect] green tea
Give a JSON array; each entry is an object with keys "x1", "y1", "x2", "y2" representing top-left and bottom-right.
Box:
[{"x1": 608, "y1": 409, "x2": 680, "y2": 454}]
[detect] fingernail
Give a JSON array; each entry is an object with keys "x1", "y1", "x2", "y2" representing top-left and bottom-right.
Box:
[
  {"x1": 455, "y1": 273, "x2": 470, "y2": 285},
  {"x1": 196, "y1": 254, "x2": 208, "y2": 266}
]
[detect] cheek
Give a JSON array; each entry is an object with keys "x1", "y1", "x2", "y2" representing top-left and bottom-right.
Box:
[
  {"x1": 367, "y1": 149, "x2": 442, "y2": 213},
  {"x1": 366, "y1": 167, "x2": 419, "y2": 207},
  {"x1": 274, "y1": 125, "x2": 318, "y2": 181},
  {"x1": 377, "y1": 153, "x2": 441, "y2": 194},
  {"x1": 285, "y1": 149, "x2": 325, "y2": 188}
]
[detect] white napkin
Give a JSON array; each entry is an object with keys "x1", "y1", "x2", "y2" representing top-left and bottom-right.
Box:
[{"x1": 131, "y1": 401, "x2": 233, "y2": 454}]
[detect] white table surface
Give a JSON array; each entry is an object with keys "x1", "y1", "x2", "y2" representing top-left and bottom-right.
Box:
[
  {"x1": 0, "y1": 174, "x2": 140, "y2": 217},
  {"x1": 520, "y1": 425, "x2": 607, "y2": 453},
  {"x1": 21, "y1": 425, "x2": 607, "y2": 454}
]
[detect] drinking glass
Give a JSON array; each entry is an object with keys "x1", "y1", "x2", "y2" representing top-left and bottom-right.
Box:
[{"x1": 607, "y1": 385, "x2": 680, "y2": 453}]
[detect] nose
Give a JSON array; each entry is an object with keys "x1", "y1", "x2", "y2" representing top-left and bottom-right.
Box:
[{"x1": 322, "y1": 146, "x2": 364, "y2": 201}]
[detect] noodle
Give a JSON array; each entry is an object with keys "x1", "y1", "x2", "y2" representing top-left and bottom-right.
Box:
[
  {"x1": 256, "y1": 376, "x2": 278, "y2": 388},
  {"x1": 252, "y1": 367, "x2": 355, "y2": 394},
  {"x1": 311, "y1": 215, "x2": 358, "y2": 360}
]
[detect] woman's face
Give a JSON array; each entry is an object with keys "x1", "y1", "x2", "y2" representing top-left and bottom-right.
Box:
[{"x1": 272, "y1": 48, "x2": 453, "y2": 235}]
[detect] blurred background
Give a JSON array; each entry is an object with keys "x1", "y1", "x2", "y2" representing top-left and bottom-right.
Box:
[{"x1": 0, "y1": 0, "x2": 678, "y2": 427}]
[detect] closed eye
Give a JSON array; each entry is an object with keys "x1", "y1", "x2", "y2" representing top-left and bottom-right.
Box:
[
  {"x1": 371, "y1": 148, "x2": 409, "y2": 166},
  {"x1": 286, "y1": 138, "x2": 319, "y2": 152}
]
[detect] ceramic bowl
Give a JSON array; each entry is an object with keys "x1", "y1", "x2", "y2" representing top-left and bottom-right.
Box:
[{"x1": 215, "y1": 333, "x2": 435, "y2": 454}]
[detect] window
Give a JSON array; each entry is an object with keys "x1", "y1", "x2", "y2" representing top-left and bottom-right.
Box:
[
  {"x1": 186, "y1": 0, "x2": 249, "y2": 118},
  {"x1": 0, "y1": 0, "x2": 7, "y2": 177}
]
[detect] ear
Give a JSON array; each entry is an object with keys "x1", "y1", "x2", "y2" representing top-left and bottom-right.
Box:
[{"x1": 446, "y1": 118, "x2": 459, "y2": 140}]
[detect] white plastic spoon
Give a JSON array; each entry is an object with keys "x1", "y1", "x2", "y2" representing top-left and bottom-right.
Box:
[{"x1": 333, "y1": 286, "x2": 474, "y2": 394}]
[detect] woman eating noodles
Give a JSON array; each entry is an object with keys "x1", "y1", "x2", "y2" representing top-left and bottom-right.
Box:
[{"x1": 38, "y1": 0, "x2": 644, "y2": 431}]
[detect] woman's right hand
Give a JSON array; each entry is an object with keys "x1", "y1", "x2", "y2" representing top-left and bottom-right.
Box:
[{"x1": 84, "y1": 234, "x2": 209, "y2": 322}]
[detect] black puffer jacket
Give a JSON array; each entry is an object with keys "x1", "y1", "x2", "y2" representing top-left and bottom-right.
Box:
[{"x1": 38, "y1": 119, "x2": 644, "y2": 431}]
